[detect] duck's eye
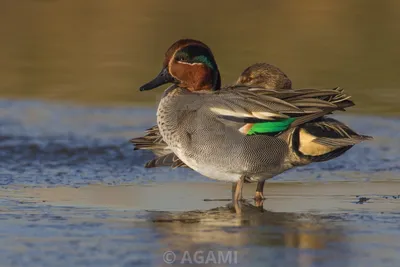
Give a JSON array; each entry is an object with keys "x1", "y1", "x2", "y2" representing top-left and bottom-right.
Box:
[{"x1": 175, "y1": 53, "x2": 188, "y2": 62}]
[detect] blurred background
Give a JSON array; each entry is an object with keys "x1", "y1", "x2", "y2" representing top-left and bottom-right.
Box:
[{"x1": 1, "y1": 0, "x2": 400, "y2": 115}]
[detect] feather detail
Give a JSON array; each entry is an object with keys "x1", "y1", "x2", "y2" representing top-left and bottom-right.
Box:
[
  {"x1": 251, "y1": 111, "x2": 289, "y2": 120},
  {"x1": 209, "y1": 107, "x2": 286, "y2": 120},
  {"x1": 130, "y1": 125, "x2": 169, "y2": 155},
  {"x1": 293, "y1": 117, "x2": 373, "y2": 161},
  {"x1": 209, "y1": 107, "x2": 254, "y2": 118},
  {"x1": 247, "y1": 118, "x2": 296, "y2": 135},
  {"x1": 144, "y1": 153, "x2": 188, "y2": 169},
  {"x1": 239, "y1": 123, "x2": 254, "y2": 134}
]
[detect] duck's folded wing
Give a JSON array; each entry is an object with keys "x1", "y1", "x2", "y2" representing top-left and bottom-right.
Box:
[
  {"x1": 206, "y1": 87, "x2": 354, "y2": 135},
  {"x1": 131, "y1": 125, "x2": 164, "y2": 148},
  {"x1": 130, "y1": 125, "x2": 171, "y2": 156},
  {"x1": 144, "y1": 153, "x2": 188, "y2": 169}
]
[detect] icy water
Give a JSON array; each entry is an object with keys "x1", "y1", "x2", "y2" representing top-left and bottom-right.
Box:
[{"x1": 1, "y1": 99, "x2": 400, "y2": 267}]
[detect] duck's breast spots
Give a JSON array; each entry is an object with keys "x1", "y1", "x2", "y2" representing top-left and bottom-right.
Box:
[{"x1": 157, "y1": 97, "x2": 179, "y2": 147}]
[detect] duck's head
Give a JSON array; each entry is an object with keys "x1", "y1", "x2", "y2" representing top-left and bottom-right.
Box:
[
  {"x1": 140, "y1": 39, "x2": 221, "y2": 92},
  {"x1": 235, "y1": 63, "x2": 292, "y2": 89}
]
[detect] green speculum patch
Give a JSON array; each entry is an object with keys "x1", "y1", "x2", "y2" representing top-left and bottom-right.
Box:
[{"x1": 247, "y1": 118, "x2": 296, "y2": 135}]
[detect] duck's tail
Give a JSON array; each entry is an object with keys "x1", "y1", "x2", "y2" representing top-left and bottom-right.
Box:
[{"x1": 291, "y1": 117, "x2": 372, "y2": 162}]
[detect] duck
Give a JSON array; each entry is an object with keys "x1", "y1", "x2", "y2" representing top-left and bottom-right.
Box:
[
  {"x1": 131, "y1": 62, "x2": 293, "y2": 200},
  {"x1": 137, "y1": 39, "x2": 372, "y2": 202},
  {"x1": 131, "y1": 62, "x2": 291, "y2": 159}
]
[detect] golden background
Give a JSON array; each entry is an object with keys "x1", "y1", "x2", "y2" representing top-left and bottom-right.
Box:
[{"x1": 1, "y1": 0, "x2": 399, "y2": 115}]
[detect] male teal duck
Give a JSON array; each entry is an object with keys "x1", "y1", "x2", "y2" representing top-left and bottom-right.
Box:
[
  {"x1": 137, "y1": 39, "x2": 372, "y2": 202},
  {"x1": 132, "y1": 62, "x2": 293, "y2": 199},
  {"x1": 131, "y1": 62, "x2": 291, "y2": 159}
]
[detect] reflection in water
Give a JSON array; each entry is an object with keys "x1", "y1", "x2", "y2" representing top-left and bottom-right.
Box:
[
  {"x1": 149, "y1": 201, "x2": 344, "y2": 266},
  {"x1": 3, "y1": 183, "x2": 400, "y2": 266}
]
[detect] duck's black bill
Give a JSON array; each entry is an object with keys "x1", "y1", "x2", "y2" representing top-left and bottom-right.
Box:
[{"x1": 139, "y1": 67, "x2": 175, "y2": 91}]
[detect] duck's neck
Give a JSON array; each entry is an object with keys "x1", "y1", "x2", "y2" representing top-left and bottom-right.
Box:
[{"x1": 157, "y1": 87, "x2": 192, "y2": 148}]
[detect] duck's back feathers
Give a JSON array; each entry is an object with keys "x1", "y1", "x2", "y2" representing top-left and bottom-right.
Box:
[{"x1": 212, "y1": 87, "x2": 354, "y2": 136}]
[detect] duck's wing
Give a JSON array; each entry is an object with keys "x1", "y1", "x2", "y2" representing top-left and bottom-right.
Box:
[
  {"x1": 144, "y1": 153, "x2": 188, "y2": 169},
  {"x1": 130, "y1": 125, "x2": 170, "y2": 156},
  {"x1": 207, "y1": 87, "x2": 354, "y2": 136},
  {"x1": 131, "y1": 125, "x2": 189, "y2": 168}
]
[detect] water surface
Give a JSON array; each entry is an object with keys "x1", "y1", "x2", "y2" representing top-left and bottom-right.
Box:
[{"x1": 1, "y1": 100, "x2": 400, "y2": 267}]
